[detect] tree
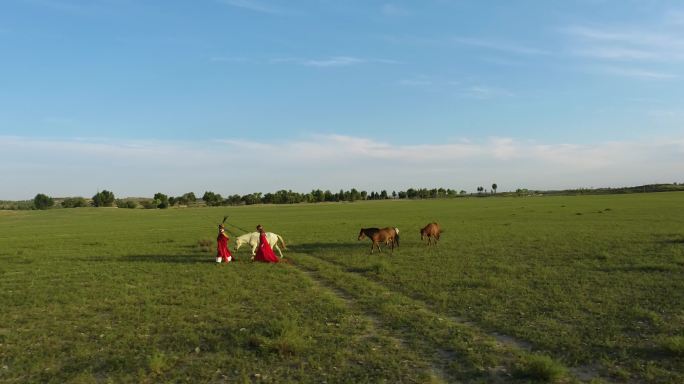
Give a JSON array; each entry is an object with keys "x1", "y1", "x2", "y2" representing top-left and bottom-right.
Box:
[
  {"x1": 477, "y1": 186, "x2": 483, "y2": 194},
  {"x1": 202, "y1": 191, "x2": 222, "y2": 206},
  {"x1": 177, "y1": 192, "x2": 196, "y2": 206},
  {"x1": 33, "y1": 193, "x2": 54, "y2": 210},
  {"x1": 92, "y1": 190, "x2": 115, "y2": 207},
  {"x1": 153, "y1": 193, "x2": 169, "y2": 209},
  {"x1": 226, "y1": 194, "x2": 242, "y2": 205},
  {"x1": 241, "y1": 192, "x2": 262, "y2": 205},
  {"x1": 492, "y1": 183, "x2": 498, "y2": 194}
]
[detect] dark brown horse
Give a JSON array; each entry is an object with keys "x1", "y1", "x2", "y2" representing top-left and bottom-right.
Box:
[
  {"x1": 358, "y1": 227, "x2": 400, "y2": 253},
  {"x1": 420, "y1": 222, "x2": 441, "y2": 246}
]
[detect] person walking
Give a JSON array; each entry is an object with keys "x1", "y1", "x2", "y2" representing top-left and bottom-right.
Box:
[
  {"x1": 216, "y1": 224, "x2": 233, "y2": 264},
  {"x1": 253, "y1": 224, "x2": 279, "y2": 263}
]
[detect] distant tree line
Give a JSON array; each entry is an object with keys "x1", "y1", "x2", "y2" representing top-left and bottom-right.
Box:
[
  {"x1": 198, "y1": 187, "x2": 469, "y2": 206},
  {"x1": 2, "y1": 183, "x2": 683, "y2": 210}
]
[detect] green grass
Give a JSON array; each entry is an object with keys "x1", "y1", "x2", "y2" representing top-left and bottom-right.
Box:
[{"x1": 1, "y1": 192, "x2": 683, "y2": 383}]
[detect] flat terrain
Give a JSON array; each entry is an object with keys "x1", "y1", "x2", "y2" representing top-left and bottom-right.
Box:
[{"x1": 1, "y1": 193, "x2": 683, "y2": 383}]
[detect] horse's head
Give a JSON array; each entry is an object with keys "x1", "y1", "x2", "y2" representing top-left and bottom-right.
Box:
[
  {"x1": 420, "y1": 226, "x2": 427, "y2": 239},
  {"x1": 358, "y1": 228, "x2": 367, "y2": 241}
]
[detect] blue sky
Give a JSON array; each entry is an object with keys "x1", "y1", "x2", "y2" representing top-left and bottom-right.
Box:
[{"x1": 1, "y1": 0, "x2": 683, "y2": 199}]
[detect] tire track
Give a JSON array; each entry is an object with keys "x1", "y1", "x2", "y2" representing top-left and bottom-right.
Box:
[
  {"x1": 291, "y1": 252, "x2": 617, "y2": 383},
  {"x1": 289, "y1": 253, "x2": 529, "y2": 383},
  {"x1": 295, "y1": 266, "x2": 453, "y2": 384}
]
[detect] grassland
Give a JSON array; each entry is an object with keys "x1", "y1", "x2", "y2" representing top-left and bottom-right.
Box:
[{"x1": 1, "y1": 193, "x2": 682, "y2": 383}]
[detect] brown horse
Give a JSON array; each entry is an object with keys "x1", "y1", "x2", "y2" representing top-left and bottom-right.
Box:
[
  {"x1": 358, "y1": 227, "x2": 400, "y2": 253},
  {"x1": 420, "y1": 222, "x2": 441, "y2": 246}
]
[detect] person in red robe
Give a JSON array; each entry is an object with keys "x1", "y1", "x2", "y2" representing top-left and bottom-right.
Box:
[
  {"x1": 253, "y1": 224, "x2": 279, "y2": 263},
  {"x1": 216, "y1": 224, "x2": 233, "y2": 264}
]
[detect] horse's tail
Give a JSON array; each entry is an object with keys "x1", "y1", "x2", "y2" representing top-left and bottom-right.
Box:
[
  {"x1": 278, "y1": 235, "x2": 287, "y2": 250},
  {"x1": 394, "y1": 227, "x2": 400, "y2": 247}
]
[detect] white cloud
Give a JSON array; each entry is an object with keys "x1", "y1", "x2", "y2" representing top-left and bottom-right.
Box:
[
  {"x1": 2, "y1": 135, "x2": 683, "y2": 199},
  {"x1": 216, "y1": 0, "x2": 284, "y2": 14},
  {"x1": 450, "y1": 36, "x2": 549, "y2": 55},
  {"x1": 562, "y1": 18, "x2": 684, "y2": 81},
  {"x1": 210, "y1": 56, "x2": 253, "y2": 63},
  {"x1": 462, "y1": 86, "x2": 515, "y2": 99},
  {"x1": 398, "y1": 75, "x2": 433, "y2": 86},
  {"x1": 270, "y1": 56, "x2": 398, "y2": 67},
  {"x1": 592, "y1": 66, "x2": 677, "y2": 80},
  {"x1": 571, "y1": 47, "x2": 659, "y2": 61},
  {"x1": 563, "y1": 25, "x2": 684, "y2": 62},
  {"x1": 302, "y1": 56, "x2": 365, "y2": 67}
]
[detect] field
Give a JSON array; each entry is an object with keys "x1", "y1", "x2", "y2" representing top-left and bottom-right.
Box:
[{"x1": 1, "y1": 193, "x2": 683, "y2": 383}]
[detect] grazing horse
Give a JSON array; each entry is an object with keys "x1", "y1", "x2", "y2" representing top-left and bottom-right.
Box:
[
  {"x1": 235, "y1": 232, "x2": 287, "y2": 258},
  {"x1": 420, "y1": 222, "x2": 441, "y2": 246},
  {"x1": 358, "y1": 227, "x2": 400, "y2": 253}
]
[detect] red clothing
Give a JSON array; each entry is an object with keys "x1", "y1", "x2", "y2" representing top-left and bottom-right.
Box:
[
  {"x1": 217, "y1": 232, "x2": 232, "y2": 262},
  {"x1": 254, "y1": 232, "x2": 279, "y2": 263}
]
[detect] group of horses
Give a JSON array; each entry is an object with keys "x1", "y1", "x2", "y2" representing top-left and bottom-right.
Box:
[
  {"x1": 358, "y1": 222, "x2": 442, "y2": 253},
  {"x1": 230, "y1": 222, "x2": 442, "y2": 258}
]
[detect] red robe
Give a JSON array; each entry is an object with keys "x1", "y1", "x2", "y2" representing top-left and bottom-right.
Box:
[
  {"x1": 254, "y1": 232, "x2": 279, "y2": 263},
  {"x1": 216, "y1": 232, "x2": 232, "y2": 262}
]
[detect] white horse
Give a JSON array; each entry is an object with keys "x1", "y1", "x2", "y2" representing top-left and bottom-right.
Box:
[{"x1": 235, "y1": 232, "x2": 287, "y2": 258}]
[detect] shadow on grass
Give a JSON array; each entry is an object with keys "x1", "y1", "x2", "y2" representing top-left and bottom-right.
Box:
[
  {"x1": 627, "y1": 345, "x2": 682, "y2": 360},
  {"x1": 119, "y1": 254, "x2": 216, "y2": 264},
  {"x1": 290, "y1": 242, "x2": 369, "y2": 254},
  {"x1": 596, "y1": 264, "x2": 674, "y2": 273},
  {"x1": 661, "y1": 238, "x2": 684, "y2": 244}
]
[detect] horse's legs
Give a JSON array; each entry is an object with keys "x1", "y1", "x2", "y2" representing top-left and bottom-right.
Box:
[
  {"x1": 274, "y1": 244, "x2": 283, "y2": 258},
  {"x1": 251, "y1": 244, "x2": 257, "y2": 255}
]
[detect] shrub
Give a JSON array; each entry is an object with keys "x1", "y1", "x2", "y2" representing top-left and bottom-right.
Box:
[
  {"x1": 61, "y1": 197, "x2": 87, "y2": 208},
  {"x1": 115, "y1": 199, "x2": 138, "y2": 209}
]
